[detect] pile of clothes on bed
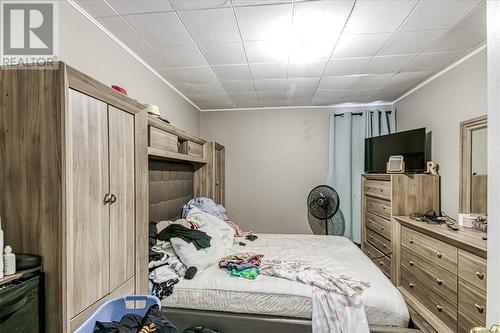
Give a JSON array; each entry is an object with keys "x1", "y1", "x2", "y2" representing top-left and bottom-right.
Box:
[{"x1": 149, "y1": 197, "x2": 252, "y2": 300}]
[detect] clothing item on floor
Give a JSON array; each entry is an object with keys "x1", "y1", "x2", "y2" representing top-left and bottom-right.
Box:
[
  {"x1": 225, "y1": 220, "x2": 253, "y2": 237},
  {"x1": 92, "y1": 305, "x2": 176, "y2": 333},
  {"x1": 260, "y1": 259, "x2": 370, "y2": 333},
  {"x1": 182, "y1": 197, "x2": 227, "y2": 221},
  {"x1": 157, "y1": 224, "x2": 211, "y2": 250}
]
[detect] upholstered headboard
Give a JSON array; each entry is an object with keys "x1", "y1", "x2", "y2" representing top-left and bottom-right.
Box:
[{"x1": 149, "y1": 160, "x2": 194, "y2": 222}]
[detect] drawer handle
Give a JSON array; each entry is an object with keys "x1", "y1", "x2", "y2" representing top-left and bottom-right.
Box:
[
  {"x1": 379, "y1": 188, "x2": 383, "y2": 192},
  {"x1": 379, "y1": 261, "x2": 384, "y2": 266},
  {"x1": 369, "y1": 236, "x2": 374, "y2": 240},
  {"x1": 436, "y1": 252, "x2": 443, "y2": 258},
  {"x1": 380, "y1": 226, "x2": 384, "y2": 230},
  {"x1": 409, "y1": 238, "x2": 414, "y2": 244},
  {"x1": 436, "y1": 278, "x2": 443, "y2": 285},
  {"x1": 188, "y1": 146, "x2": 191, "y2": 151},
  {"x1": 436, "y1": 305, "x2": 443, "y2": 312},
  {"x1": 476, "y1": 271, "x2": 485, "y2": 280},
  {"x1": 382, "y1": 243, "x2": 387, "y2": 248},
  {"x1": 408, "y1": 260, "x2": 414, "y2": 266},
  {"x1": 367, "y1": 251, "x2": 371, "y2": 255},
  {"x1": 409, "y1": 282, "x2": 415, "y2": 288},
  {"x1": 475, "y1": 304, "x2": 484, "y2": 313}
]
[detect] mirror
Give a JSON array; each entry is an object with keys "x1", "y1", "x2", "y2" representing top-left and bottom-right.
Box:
[{"x1": 460, "y1": 115, "x2": 487, "y2": 215}]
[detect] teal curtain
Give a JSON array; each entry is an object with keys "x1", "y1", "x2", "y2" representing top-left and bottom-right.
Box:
[{"x1": 327, "y1": 108, "x2": 396, "y2": 243}]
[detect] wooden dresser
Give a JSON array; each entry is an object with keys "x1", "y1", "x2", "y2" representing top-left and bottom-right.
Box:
[
  {"x1": 395, "y1": 216, "x2": 487, "y2": 333},
  {"x1": 361, "y1": 174, "x2": 440, "y2": 281}
]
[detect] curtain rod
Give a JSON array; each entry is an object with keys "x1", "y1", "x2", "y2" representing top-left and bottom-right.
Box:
[{"x1": 334, "y1": 112, "x2": 364, "y2": 117}]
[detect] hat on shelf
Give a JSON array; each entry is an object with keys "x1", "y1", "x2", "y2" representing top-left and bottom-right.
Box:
[{"x1": 145, "y1": 104, "x2": 161, "y2": 117}]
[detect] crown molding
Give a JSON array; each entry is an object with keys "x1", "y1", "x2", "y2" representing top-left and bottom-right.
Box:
[
  {"x1": 66, "y1": 0, "x2": 201, "y2": 111},
  {"x1": 200, "y1": 101, "x2": 394, "y2": 112}
]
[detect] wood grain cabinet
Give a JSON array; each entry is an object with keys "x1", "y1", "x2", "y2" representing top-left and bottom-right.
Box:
[
  {"x1": 0, "y1": 63, "x2": 148, "y2": 332},
  {"x1": 395, "y1": 216, "x2": 487, "y2": 333},
  {"x1": 194, "y1": 142, "x2": 225, "y2": 205},
  {"x1": 361, "y1": 174, "x2": 440, "y2": 281}
]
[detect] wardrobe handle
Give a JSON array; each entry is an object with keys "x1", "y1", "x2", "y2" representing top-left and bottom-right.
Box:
[
  {"x1": 103, "y1": 193, "x2": 111, "y2": 205},
  {"x1": 110, "y1": 194, "x2": 117, "y2": 204}
]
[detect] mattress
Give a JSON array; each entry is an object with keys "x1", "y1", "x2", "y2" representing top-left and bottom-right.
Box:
[{"x1": 162, "y1": 234, "x2": 409, "y2": 327}]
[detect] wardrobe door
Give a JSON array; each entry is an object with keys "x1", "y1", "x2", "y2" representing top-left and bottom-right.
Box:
[
  {"x1": 214, "y1": 147, "x2": 224, "y2": 205},
  {"x1": 108, "y1": 105, "x2": 136, "y2": 290},
  {"x1": 68, "y1": 89, "x2": 110, "y2": 318}
]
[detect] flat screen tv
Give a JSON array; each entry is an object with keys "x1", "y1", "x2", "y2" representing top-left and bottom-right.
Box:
[{"x1": 365, "y1": 128, "x2": 428, "y2": 173}]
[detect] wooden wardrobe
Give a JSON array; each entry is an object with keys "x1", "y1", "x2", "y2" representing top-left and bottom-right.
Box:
[{"x1": 0, "y1": 63, "x2": 148, "y2": 332}]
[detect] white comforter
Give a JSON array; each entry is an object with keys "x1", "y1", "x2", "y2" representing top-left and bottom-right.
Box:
[{"x1": 163, "y1": 234, "x2": 409, "y2": 327}]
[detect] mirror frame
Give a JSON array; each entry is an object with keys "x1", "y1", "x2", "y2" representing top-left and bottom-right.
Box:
[{"x1": 459, "y1": 115, "x2": 488, "y2": 214}]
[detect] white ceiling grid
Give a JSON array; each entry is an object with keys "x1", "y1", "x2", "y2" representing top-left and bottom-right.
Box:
[{"x1": 75, "y1": 0, "x2": 486, "y2": 110}]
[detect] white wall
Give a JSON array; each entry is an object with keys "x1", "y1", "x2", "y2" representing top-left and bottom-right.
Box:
[
  {"x1": 487, "y1": 0, "x2": 500, "y2": 325},
  {"x1": 59, "y1": 2, "x2": 200, "y2": 135},
  {"x1": 395, "y1": 49, "x2": 487, "y2": 218}
]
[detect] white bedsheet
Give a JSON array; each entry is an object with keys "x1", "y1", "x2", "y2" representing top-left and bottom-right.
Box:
[{"x1": 162, "y1": 234, "x2": 409, "y2": 327}]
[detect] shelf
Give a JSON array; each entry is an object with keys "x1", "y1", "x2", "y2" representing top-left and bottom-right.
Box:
[
  {"x1": 148, "y1": 116, "x2": 206, "y2": 146},
  {"x1": 148, "y1": 147, "x2": 206, "y2": 164},
  {"x1": 0, "y1": 266, "x2": 42, "y2": 286}
]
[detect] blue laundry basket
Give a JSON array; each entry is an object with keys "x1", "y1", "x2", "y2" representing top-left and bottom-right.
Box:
[{"x1": 74, "y1": 295, "x2": 161, "y2": 333}]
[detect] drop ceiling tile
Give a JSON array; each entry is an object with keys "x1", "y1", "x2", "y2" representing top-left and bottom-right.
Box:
[
  {"x1": 250, "y1": 63, "x2": 288, "y2": 79},
  {"x1": 363, "y1": 54, "x2": 416, "y2": 74},
  {"x1": 383, "y1": 71, "x2": 432, "y2": 91},
  {"x1": 106, "y1": 0, "x2": 173, "y2": 15},
  {"x1": 400, "y1": 0, "x2": 482, "y2": 32},
  {"x1": 287, "y1": 78, "x2": 320, "y2": 91},
  {"x1": 403, "y1": 51, "x2": 463, "y2": 72},
  {"x1": 457, "y1": 2, "x2": 486, "y2": 28},
  {"x1": 259, "y1": 100, "x2": 292, "y2": 107},
  {"x1": 344, "y1": 0, "x2": 416, "y2": 34},
  {"x1": 288, "y1": 61, "x2": 327, "y2": 78},
  {"x1": 178, "y1": 8, "x2": 240, "y2": 43},
  {"x1": 202, "y1": 101, "x2": 235, "y2": 109},
  {"x1": 427, "y1": 25, "x2": 485, "y2": 53},
  {"x1": 286, "y1": 90, "x2": 315, "y2": 100},
  {"x1": 350, "y1": 74, "x2": 394, "y2": 89},
  {"x1": 342, "y1": 88, "x2": 380, "y2": 102},
  {"x1": 233, "y1": 100, "x2": 260, "y2": 108},
  {"x1": 221, "y1": 80, "x2": 255, "y2": 92},
  {"x1": 157, "y1": 68, "x2": 184, "y2": 84},
  {"x1": 244, "y1": 40, "x2": 289, "y2": 63},
  {"x1": 233, "y1": 0, "x2": 292, "y2": 6},
  {"x1": 292, "y1": 0, "x2": 354, "y2": 40},
  {"x1": 212, "y1": 64, "x2": 252, "y2": 81},
  {"x1": 97, "y1": 16, "x2": 170, "y2": 69},
  {"x1": 318, "y1": 75, "x2": 357, "y2": 89},
  {"x1": 254, "y1": 79, "x2": 287, "y2": 91},
  {"x1": 156, "y1": 44, "x2": 207, "y2": 67},
  {"x1": 198, "y1": 42, "x2": 247, "y2": 65},
  {"x1": 170, "y1": 0, "x2": 231, "y2": 11},
  {"x1": 235, "y1": 3, "x2": 292, "y2": 41},
  {"x1": 333, "y1": 33, "x2": 391, "y2": 58},
  {"x1": 175, "y1": 66, "x2": 219, "y2": 83},
  {"x1": 125, "y1": 12, "x2": 192, "y2": 46},
  {"x1": 314, "y1": 89, "x2": 348, "y2": 100},
  {"x1": 379, "y1": 30, "x2": 447, "y2": 55},
  {"x1": 76, "y1": 0, "x2": 117, "y2": 18},
  {"x1": 311, "y1": 98, "x2": 341, "y2": 106},
  {"x1": 178, "y1": 82, "x2": 226, "y2": 95},
  {"x1": 228, "y1": 92, "x2": 258, "y2": 101},
  {"x1": 188, "y1": 93, "x2": 232, "y2": 103},
  {"x1": 257, "y1": 91, "x2": 287, "y2": 100},
  {"x1": 324, "y1": 57, "x2": 371, "y2": 76}
]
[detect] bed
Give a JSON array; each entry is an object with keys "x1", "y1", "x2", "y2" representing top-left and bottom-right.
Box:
[{"x1": 149, "y1": 161, "x2": 417, "y2": 332}]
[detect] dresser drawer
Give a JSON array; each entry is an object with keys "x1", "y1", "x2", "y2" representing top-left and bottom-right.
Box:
[
  {"x1": 401, "y1": 226, "x2": 458, "y2": 274},
  {"x1": 457, "y1": 311, "x2": 483, "y2": 333},
  {"x1": 401, "y1": 267, "x2": 457, "y2": 330},
  {"x1": 366, "y1": 228, "x2": 391, "y2": 256},
  {"x1": 178, "y1": 140, "x2": 203, "y2": 157},
  {"x1": 402, "y1": 247, "x2": 457, "y2": 303},
  {"x1": 372, "y1": 254, "x2": 391, "y2": 278},
  {"x1": 365, "y1": 196, "x2": 391, "y2": 220},
  {"x1": 364, "y1": 179, "x2": 391, "y2": 200},
  {"x1": 458, "y1": 278, "x2": 486, "y2": 324},
  {"x1": 458, "y1": 249, "x2": 486, "y2": 292},
  {"x1": 149, "y1": 126, "x2": 178, "y2": 152},
  {"x1": 365, "y1": 211, "x2": 391, "y2": 240}
]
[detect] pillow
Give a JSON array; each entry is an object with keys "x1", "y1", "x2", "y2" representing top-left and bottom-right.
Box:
[
  {"x1": 186, "y1": 207, "x2": 234, "y2": 249},
  {"x1": 170, "y1": 223, "x2": 225, "y2": 270}
]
